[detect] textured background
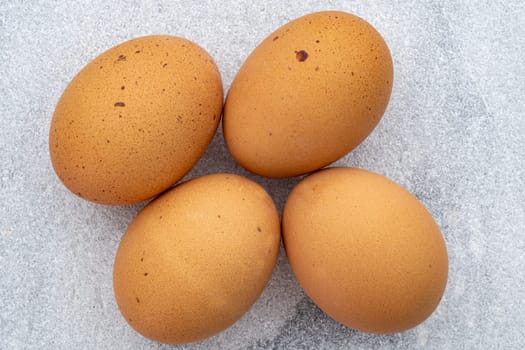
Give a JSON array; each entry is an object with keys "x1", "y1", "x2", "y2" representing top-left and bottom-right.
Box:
[{"x1": 1, "y1": 1, "x2": 524, "y2": 349}]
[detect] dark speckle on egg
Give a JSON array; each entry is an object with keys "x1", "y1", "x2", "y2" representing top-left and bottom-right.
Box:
[{"x1": 295, "y1": 50, "x2": 309, "y2": 62}]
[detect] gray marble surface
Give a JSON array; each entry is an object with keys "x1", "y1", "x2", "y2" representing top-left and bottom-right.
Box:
[{"x1": 1, "y1": 1, "x2": 524, "y2": 349}]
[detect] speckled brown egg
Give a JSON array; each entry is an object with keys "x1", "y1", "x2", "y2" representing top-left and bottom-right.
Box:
[
  {"x1": 223, "y1": 11, "x2": 393, "y2": 178},
  {"x1": 49, "y1": 35, "x2": 223, "y2": 205},
  {"x1": 113, "y1": 173, "x2": 281, "y2": 344},
  {"x1": 282, "y1": 167, "x2": 448, "y2": 333}
]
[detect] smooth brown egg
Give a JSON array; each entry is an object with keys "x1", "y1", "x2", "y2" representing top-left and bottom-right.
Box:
[
  {"x1": 49, "y1": 35, "x2": 223, "y2": 205},
  {"x1": 113, "y1": 173, "x2": 281, "y2": 344},
  {"x1": 224, "y1": 11, "x2": 393, "y2": 178},
  {"x1": 282, "y1": 167, "x2": 448, "y2": 333}
]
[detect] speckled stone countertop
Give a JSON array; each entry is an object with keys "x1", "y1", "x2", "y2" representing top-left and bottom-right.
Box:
[{"x1": 1, "y1": 1, "x2": 524, "y2": 349}]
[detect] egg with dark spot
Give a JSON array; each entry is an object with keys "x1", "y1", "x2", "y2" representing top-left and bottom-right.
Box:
[
  {"x1": 50, "y1": 35, "x2": 223, "y2": 204},
  {"x1": 113, "y1": 174, "x2": 281, "y2": 344},
  {"x1": 224, "y1": 11, "x2": 393, "y2": 178}
]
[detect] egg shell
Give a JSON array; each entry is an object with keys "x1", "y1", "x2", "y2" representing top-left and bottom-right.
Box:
[
  {"x1": 282, "y1": 167, "x2": 448, "y2": 333},
  {"x1": 49, "y1": 35, "x2": 223, "y2": 205},
  {"x1": 224, "y1": 11, "x2": 393, "y2": 178},
  {"x1": 113, "y1": 173, "x2": 281, "y2": 344}
]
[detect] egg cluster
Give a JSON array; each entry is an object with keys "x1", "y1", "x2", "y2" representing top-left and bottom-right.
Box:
[{"x1": 49, "y1": 11, "x2": 448, "y2": 345}]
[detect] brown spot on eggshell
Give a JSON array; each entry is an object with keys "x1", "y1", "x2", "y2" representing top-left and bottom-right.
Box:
[{"x1": 295, "y1": 50, "x2": 309, "y2": 62}]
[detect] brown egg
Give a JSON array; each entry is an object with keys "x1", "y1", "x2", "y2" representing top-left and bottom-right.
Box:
[
  {"x1": 113, "y1": 173, "x2": 281, "y2": 344},
  {"x1": 49, "y1": 35, "x2": 223, "y2": 205},
  {"x1": 282, "y1": 167, "x2": 448, "y2": 333},
  {"x1": 224, "y1": 11, "x2": 393, "y2": 178}
]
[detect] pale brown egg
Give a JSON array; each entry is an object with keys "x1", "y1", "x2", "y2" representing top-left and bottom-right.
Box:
[
  {"x1": 224, "y1": 11, "x2": 393, "y2": 178},
  {"x1": 282, "y1": 167, "x2": 448, "y2": 333},
  {"x1": 49, "y1": 35, "x2": 223, "y2": 205},
  {"x1": 113, "y1": 173, "x2": 281, "y2": 344}
]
